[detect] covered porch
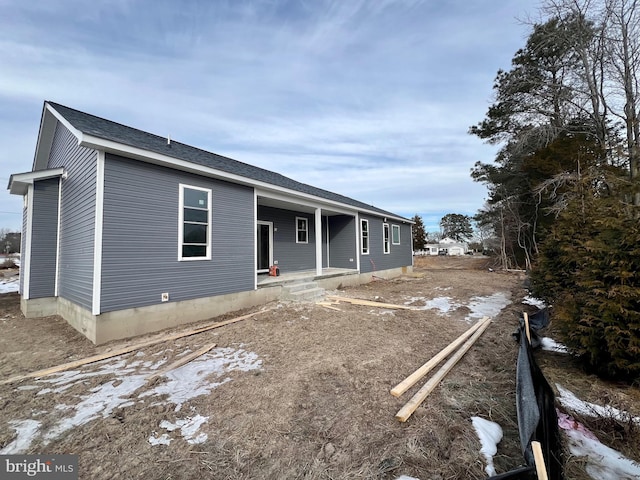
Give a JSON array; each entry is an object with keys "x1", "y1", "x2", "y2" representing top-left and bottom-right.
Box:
[{"x1": 255, "y1": 191, "x2": 360, "y2": 280}]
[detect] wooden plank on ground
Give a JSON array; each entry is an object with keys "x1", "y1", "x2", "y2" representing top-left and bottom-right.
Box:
[
  {"x1": 0, "y1": 308, "x2": 270, "y2": 385},
  {"x1": 327, "y1": 295, "x2": 411, "y2": 310},
  {"x1": 395, "y1": 318, "x2": 492, "y2": 422},
  {"x1": 532, "y1": 441, "x2": 549, "y2": 480},
  {"x1": 390, "y1": 316, "x2": 491, "y2": 397},
  {"x1": 147, "y1": 343, "x2": 217, "y2": 381},
  {"x1": 316, "y1": 302, "x2": 342, "y2": 311}
]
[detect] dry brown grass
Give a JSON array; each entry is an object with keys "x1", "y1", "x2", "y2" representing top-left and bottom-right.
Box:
[{"x1": 0, "y1": 256, "x2": 638, "y2": 479}]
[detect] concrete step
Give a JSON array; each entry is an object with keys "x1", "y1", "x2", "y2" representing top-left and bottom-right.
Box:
[
  {"x1": 281, "y1": 282, "x2": 325, "y2": 302},
  {"x1": 285, "y1": 281, "x2": 318, "y2": 293},
  {"x1": 285, "y1": 287, "x2": 325, "y2": 302}
]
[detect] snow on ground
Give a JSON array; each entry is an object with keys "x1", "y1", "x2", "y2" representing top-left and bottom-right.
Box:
[
  {"x1": 557, "y1": 384, "x2": 640, "y2": 425},
  {"x1": 404, "y1": 292, "x2": 511, "y2": 322},
  {"x1": 0, "y1": 276, "x2": 19, "y2": 294},
  {"x1": 540, "y1": 337, "x2": 569, "y2": 354},
  {"x1": 471, "y1": 416, "x2": 503, "y2": 476},
  {"x1": 0, "y1": 419, "x2": 42, "y2": 454},
  {"x1": 465, "y1": 292, "x2": 511, "y2": 321},
  {"x1": 522, "y1": 295, "x2": 546, "y2": 309},
  {"x1": 3, "y1": 346, "x2": 262, "y2": 453},
  {"x1": 154, "y1": 415, "x2": 209, "y2": 445},
  {"x1": 558, "y1": 411, "x2": 640, "y2": 480}
]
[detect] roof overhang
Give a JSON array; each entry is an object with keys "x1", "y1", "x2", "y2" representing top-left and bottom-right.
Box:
[
  {"x1": 8, "y1": 167, "x2": 65, "y2": 195},
  {"x1": 34, "y1": 102, "x2": 412, "y2": 223}
]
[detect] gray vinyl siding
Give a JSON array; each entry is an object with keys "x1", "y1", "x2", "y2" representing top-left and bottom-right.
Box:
[
  {"x1": 359, "y1": 216, "x2": 412, "y2": 273},
  {"x1": 28, "y1": 178, "x2": 60, "y2": 298},
  {"x1": 328, "y1": 215, "x2": 357, "y2": 269},
  {"x1": 257, "y1": 205, "x2": 316, "y2": 273},
  {"x1": 100, "y1": 154, "x2": 255, "y2": 312},
  {"x1": 322, "y1": 217, "x2": 329, "y2": 268},
  {"x1": 47, "y1": 122, "x2": 96, "y2": 310}
]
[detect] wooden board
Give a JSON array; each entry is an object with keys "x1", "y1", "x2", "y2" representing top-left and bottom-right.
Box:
[
  {"x1": 390, "y1": 317, "x2": 490, "y2": 397},
  {"x1": 0, "y1": 308, "x2": 270, "y2": 385},
  {"x1": 147, "y1": 343, "x2": 217, "y2": 381},
  {"x1": 395, "y1": 319, "x2": 492, "y2": 422},
  {"x1": 327, "y1": 295, "x2": 411, "y2": 310},
  {"x1": 532, "y1": 441, "x2": 549, "y2": 480}
]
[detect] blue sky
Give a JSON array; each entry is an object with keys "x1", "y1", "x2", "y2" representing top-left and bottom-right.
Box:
[{"x1": 0, "y1": 0, "x2": 537, "y2": 233}]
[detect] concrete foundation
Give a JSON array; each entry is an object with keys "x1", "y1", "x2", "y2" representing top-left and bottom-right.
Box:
[{"x1": 19, "y1": 266, "x2": 412, "y2": 345}]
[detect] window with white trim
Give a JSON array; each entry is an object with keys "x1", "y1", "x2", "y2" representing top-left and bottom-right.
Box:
[
  {"x1": 361, "y1": 219, "x2": 369, "y2": 254},
  {"x1": 383, "y1": 223, "x2": 390, "y2": 254},
  {"x1": 296, "y1": 216, "x2": 308, "y2": 243},
  {"x1": 392, "y1": 224, "x2": 400, "y2": 245},
  {"x1": 179, "y1": 184, "x2": 211, "y2": 260}
]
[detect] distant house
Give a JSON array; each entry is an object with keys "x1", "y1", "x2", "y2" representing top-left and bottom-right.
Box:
[
  {"x1": 417, "y1": 237, "x2": 468, "y2": 256},
  {"x1": 8, "y1": 101, "x2": 414, "y2": 344}
]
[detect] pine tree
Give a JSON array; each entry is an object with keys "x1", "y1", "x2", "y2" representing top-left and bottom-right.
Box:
[{"x1": 411, "y1": 215, "x2": 427, "y2": 250}]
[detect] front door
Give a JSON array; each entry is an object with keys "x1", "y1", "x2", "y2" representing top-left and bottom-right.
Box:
[{"x1": 257, "y1": 221, "x2": 273, "y2": 273}]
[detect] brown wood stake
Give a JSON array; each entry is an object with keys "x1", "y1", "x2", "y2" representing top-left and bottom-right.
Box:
[
  {"x1": 390, "y1": 316, "x2": 491, "y2": 397},
  {"x1": 395, "y1": 318, "x2": 492, "y2": 422},
  {"x1": 524, "y1": 312, "x2": 531, "y2": 344},
  {"x1": 147, "y1": 343, "x2": 217, "y2": 381},
  {"x1": 327, "y1": 295, "x2": 411, "y2": 310},
  {"x1": 0, "y1": 308, "x2": 270, "y2": 385},
  {"x1": 531, "y1": 441, "x2": 549, "y2": 480}
]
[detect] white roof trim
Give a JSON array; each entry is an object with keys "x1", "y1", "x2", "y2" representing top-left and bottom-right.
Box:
[
  {"x1": 79, "y1": 133, "x2": 411, "y2": 222},
  {"x1": 37, "y1": 103, "x2": 412, "y2": 223},
  {"x1": 8, "y1": 168, "x2": 65, "y2": 195}
]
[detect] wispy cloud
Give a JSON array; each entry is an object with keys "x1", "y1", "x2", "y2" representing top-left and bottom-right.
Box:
[{"x1": 0, "y1": 0, "x2": 534, "y2": 231}]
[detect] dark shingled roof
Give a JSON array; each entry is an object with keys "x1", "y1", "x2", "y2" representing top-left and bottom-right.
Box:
[{"x1": 48, "y1": 102, "x2": 409, "y2": 221}]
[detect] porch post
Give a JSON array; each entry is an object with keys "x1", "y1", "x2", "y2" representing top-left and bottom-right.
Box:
[{"x1": 315, "y1": 207, "x2": 322, "y2": 276}]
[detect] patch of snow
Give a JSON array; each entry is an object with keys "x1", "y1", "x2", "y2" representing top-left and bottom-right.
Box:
[
  {"x1": 558, "y1": 411, "x2": 640, "y2": 479},
  {"x1": 471, "y1": 416, "x2": 503, "y2": 476},
  {"x1": 465, "y1": 292, "x2": 511, "y2": 321},
  {"x1": 159, "y1": 415, "x2": 208, "y2": 444},
  {"x1": 140, "y1": 347, "x2": 262, "y2": 411},
  {"x1": 404, "y1": 296, "x2": 460, "y2": 314},
  {"x1": 148, "y1": 432, "x2": 172, "y2": 446},
  {"x1": 369, "y1": 309, "x2": 395, "y2": 316},
  {"x1": 395, "y1": 476, "x2": 420, "y2": 480},
  {"x1": 44, "y1": 374, "x2": 149, "y2": 443},
  {"x1": 0, "y1": 419, "x2": 41, "y2": 454},
  {"x1": 0, "y1": 276, "x2": 19, "y2": 294},
  {"x1": 5, "y1": 346, "x2": 261, "y2": 452},
  {"x1": 557, "y1": 384, "x2": 640, "y2": 425},
  {"x1": 541, "y1": 337, "x2": 569, "y2": 354},
  {"x1": 522, "y1": 295, "x2": 546, "y2": 309}
]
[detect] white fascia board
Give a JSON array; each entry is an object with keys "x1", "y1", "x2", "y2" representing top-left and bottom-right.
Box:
[
  {"x1": 32, "y1": 104, "x2": 84, "y2": 171},
  {"x1": 255, "y1": 188, "x2": 356, "y2": 216},
  {"x1": 8, "y1": 168, "x2": 65, "y2": 195},
  {"x1": 78, "y1": 134, "x2": 411, "y2": 222},
  {"x1": 45, "y1": 103, "x2": 83, "y2": 140}
]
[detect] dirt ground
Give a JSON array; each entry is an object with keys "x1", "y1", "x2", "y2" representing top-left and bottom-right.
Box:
[{"x1": 0, "y1": 256, "x2": 638, "y2": 479}]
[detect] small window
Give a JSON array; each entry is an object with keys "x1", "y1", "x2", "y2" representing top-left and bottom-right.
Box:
[
  {"x1": 392, "y1": 224, "x2": 400, "y2": 245},
  {"x1": 383, "y1": 223, "x2": 390, "y2": 254},
  {"x1": 296, "y1": 217, "x2": 308, "y2": 243},
  {"x1": 361, "y1": 219, "x2": 369, "y2": 255},
  {"x1": 179, "y1": 184, "x2": 211, "y2": 260}
]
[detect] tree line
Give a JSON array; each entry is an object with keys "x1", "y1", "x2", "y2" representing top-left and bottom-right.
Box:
[
  {"x1": 470, "y1": 0, "x2": 639, "y2": 380},
  {"x1": 0, "y1": 229, "x2": 20, "y2": 254}
]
